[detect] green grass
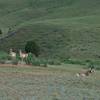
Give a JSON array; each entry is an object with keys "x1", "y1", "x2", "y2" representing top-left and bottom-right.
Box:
[
  {"x1": 0, "y1": 0, "x2": 100, "y2": 61},
  {"x1": 0, "y1": 64, "x2": 99, "y2": 100}
]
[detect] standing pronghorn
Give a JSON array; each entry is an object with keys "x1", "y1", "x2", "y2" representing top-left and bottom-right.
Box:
[
  {"x1": 19, "y1": 50, "x2": 28, "y2": 62},
  {"x1": 76, "y1": 68, "x2": 95, "y2": 77},
  {"x1": 9, "y1": 48, "x2": 16, "y2": 59}
]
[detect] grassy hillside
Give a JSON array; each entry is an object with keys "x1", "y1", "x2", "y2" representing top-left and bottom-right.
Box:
[{"x1": 0, "y1": 0, "x2": 100, "y2": 60}]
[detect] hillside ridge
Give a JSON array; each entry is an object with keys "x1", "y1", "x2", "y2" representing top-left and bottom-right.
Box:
[{"x1": 0, "y1": 0, "x2": 100, "y2": 60}]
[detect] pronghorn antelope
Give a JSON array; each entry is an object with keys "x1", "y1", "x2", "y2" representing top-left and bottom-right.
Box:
[
  {"x1": 19, "y1": 50, "x2": 28, "y2": 62},
  {"x1": 76, "y1": 68, "x2": 95, "y2": 77},
  {"x1": 9, "y1": 48, "x2": 16, "y2": 59}
]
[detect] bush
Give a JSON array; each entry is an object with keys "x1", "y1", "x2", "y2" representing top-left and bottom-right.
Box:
[
  {"x1": 25, "y1": 54, "x2": 48, "y2": 67},
  {"x1": 31, "y1": 58, "x2": 41, "y2": 66},
  {"x1": 25, "y1": 53, "x2": 34, "y2": 65},
  {"x1": 25, "y1": 53, "x2": 61, "y2": 67},
  {"x1": 25, "y1": 40, "x2": 40, "y2": 57},
  {"x1": 39, "y1": 59, "x2": 48, "y2": 67},
  {"x1": 25, "y1": 53, "x2": 41, "y2": 66}
]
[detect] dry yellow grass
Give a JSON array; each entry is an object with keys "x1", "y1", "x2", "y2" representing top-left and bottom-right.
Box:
[{"x1": 0, "y1": 64, "x2": 99, "y2": 100}]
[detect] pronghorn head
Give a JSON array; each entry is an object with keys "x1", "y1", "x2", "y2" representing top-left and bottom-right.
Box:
[
  {"x1": 89, "y1": 68, "x2": 95, "y2": 73},
  {"x1": 85, "y1": 68, "x2": 95, "y2": 76},
  {"x1": 90, "y1": 68, "x2": 95, "y2": 73}
]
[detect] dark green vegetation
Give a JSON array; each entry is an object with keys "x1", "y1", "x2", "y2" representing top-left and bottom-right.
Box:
[
  {"x1": 0, "y1": 51, "x2": 61, "y2": 67},
  {"x1": 25, "y1": 40, "x2": 40, "y2": 57},
  {"x1": 0, "y1": 29, "x2": 2, "y2": 34},
  {"x1": 0, "y1": 65, "x2": 99, "y2": 100},
  {"x1": 0, "y1": 0, "x2": 100, "y2": 61}
]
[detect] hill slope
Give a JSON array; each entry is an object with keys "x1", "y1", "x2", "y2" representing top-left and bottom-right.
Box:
[{"x1": 0, "y1": 0, "x2": 100, "y2": 60}]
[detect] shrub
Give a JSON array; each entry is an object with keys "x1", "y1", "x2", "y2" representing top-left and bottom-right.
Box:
[
  {"x1": 31, "y1": 58, "x2": 41, "y2": 66},
  {"x1": 25, "y1": 54, "x2": 48, "y2": 67},
  {"x1": 25, "y1": 53, "x2": 34, "y2": 65},
  {"x1": 25, "y1": 53, "x2": 41, "y2": 66},
  {"x1": 39, "y1": 59, "x2": 48, "y2": 67},
  {"x1": 25, "y1": 40, "x2": 40, "y2": 57},
  {"x1": 25, "y1": 53, "x2": 61, "y2": 67}
]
